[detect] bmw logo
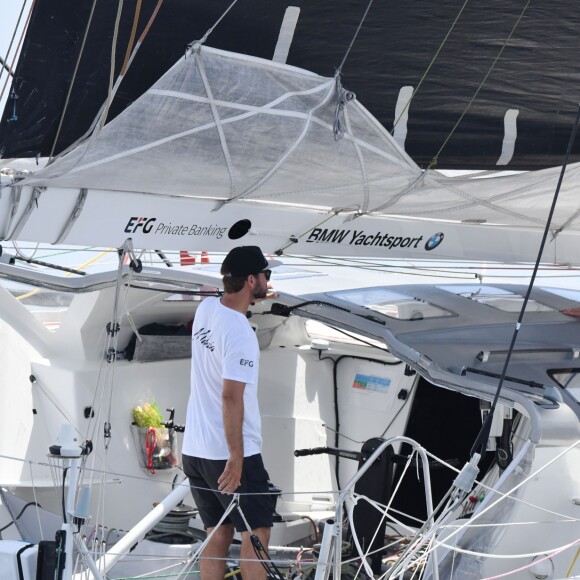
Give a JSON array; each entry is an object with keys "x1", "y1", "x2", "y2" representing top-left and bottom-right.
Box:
[{"x1": 425, "y1": 232, "x2": 444, "y2": 251}]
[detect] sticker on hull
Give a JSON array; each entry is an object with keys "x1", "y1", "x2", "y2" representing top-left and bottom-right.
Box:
[{"x1": 306, "y1": 228, "x2": 445, "y2": 252}]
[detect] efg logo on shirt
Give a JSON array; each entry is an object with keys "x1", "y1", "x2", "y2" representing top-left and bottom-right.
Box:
[
  {"x1": 194, "y1": 328, "x2": 215, "y2": 352},
  {"x1": 240, "y1": 359, "x2": 254, "y2": 367}
]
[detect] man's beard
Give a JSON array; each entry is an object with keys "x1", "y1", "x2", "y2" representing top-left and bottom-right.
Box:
[{"x1": 251, "y1": 282, "x2": 267, "y2": 299}]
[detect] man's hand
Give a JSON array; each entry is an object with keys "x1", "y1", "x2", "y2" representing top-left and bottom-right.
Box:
[{"x1": 218, "y1": 454, "x2": 243, "y2": 494}]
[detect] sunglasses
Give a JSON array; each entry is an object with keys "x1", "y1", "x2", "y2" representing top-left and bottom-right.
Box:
[{"x1": 255, "y1": 269, "x2": 272, "y2": 281}]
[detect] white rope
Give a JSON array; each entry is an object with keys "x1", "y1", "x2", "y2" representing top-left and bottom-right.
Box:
[
  {"x1": 196, "y1": 0, "x2": 240, "y2": 47},
  {"x1": 0, "y1": 0, "x2": 27, "y2": 86},
  {"x1": 8, "y1": 448, "x2": 578, "y2": 576},
  {"x1": 12, "y1": 240, "x2": 39, "y2": 260},
  {"x1": 193, "y1": 50, "x2": 237, "y2": 199},
  {"x1": 48, "y1": 0, "x2": 99, "y2": 160},
  {"x1": 51, "y1": 0, "x2": 165, "y2": 165},
  {"x1": 391, "y1": 0, "x2": 471, "y2": 134},
  {"x1": 428, "y1": 0, "x2": 533, "y2": 169},
  {"x1": 431, "y1": 536, "x2": 580, "y2": 561},
  {"x1": 413, "y1": 439, "x2": 580, "y2": 570},
  {"x1": 344, "y1": 494, "x2": 378, "y2": 577},
  {"x1": 341, "y1": 87, "x2": 370, "y2": 213},
  {"x1": 28, "y1": 460, "x2": 45, "y2": 541},
  {"x1": 0, "y1": 0, "x2": 34, "y2": 108},
  {"x1": 99, "y1": 0, "x2": 125, "y2": 130},
  {"x1": 335, "y1": 0, "x2": 374, "y2": 75},
  {"x1": 422, "y1": 443, "x2": 580, "y2": 524},
  {"x1": 176, "y1": 495, "x2": 240, "y2": 579},
  {"x1": 31, "y1": 377, "x2": 86, "y2": 439}
]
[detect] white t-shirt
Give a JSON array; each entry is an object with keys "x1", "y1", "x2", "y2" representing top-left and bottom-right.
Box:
[{"x1": 182, "y1": 296, "x2": 262, "y2": 459}]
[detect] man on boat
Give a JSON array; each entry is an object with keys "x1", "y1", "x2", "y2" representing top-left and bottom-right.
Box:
[{"x1": 182, "y1": 245, "x2": 279, "y2": 580}]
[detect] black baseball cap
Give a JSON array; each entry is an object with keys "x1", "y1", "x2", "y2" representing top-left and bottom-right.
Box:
[{"x1": 220, "y1": 246, "x2": 281, "y2": 277}]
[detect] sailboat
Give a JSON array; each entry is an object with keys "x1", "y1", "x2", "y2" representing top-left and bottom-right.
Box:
[{"x1": 1, "y1": 1, "x2": 580, "y2": 579}]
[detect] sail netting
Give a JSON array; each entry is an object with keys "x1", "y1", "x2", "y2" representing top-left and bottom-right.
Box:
[
  {"x1": 25, "y1": 46, "x2": 420, "y2": 209},
  {"x1": 16, "y1": 45, "x2": 580, "y2": 253},
  {"x1": 22, "y1": 46, "x2": 580, "y2": 229}
]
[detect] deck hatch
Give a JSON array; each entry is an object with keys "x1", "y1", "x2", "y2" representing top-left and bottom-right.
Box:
[
  {"x1": 326, "y1": 287, "x2": 453, "y2": 320},
  {"x1": 437, "y1": 285, "x2": 555, "y2": 313}
]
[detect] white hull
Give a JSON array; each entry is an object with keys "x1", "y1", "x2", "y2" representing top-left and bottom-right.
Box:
[
  {"x1": 1, "y1": 9, "x2": 580, "y2": 579},
  {"x1": 0, "y1": 254, "x2": 579, "y2": 578},
  {"x1": 2, "y1": 184, "x2": 580, "y2": 265}
]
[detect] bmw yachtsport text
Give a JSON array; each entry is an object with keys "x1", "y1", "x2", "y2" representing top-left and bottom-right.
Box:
[{"x1": 307, "y1": 228, "x2": 425, "y2": 250}]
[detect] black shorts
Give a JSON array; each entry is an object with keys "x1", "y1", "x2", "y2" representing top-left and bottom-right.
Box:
[{"x1": 183, "y1": 453, "x2": 274, "y2": 532}]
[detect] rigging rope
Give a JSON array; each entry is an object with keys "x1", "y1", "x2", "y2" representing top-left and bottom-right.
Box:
[
  {"x1": 49, "y1": 0, "x2": 164, "y2": 165},
  {"x1": 428, "y1": 0, "x2": 532, "y2": 169},
  {"x1": 28, "y1": 462, "x2": 45, "y2": 541},
  {"x1": 135, "y1": 0, "x2": 164, "y2": 46},
  {"x1": 81, "y1": 252, "x2": 133, "y2": 542},
  {"x1": 470, "y1": 104, "x2": 580, "y2": 460},
  {"x1": 567, "y1": 544, "x2": 580, "y2": 578},
  {"x1": 437, "y1": 439, "x2": 580, "y2": 561},
  {"x1": 435, "y1": 536, "x2": 580, "y2": 564},
  {"x1": 196, "y1": 0, "x2": 240, "y2": 47},
  {"x1": 3, "y1": 438, "x2": 579, "y2": 577},
  {"x1": 120, "y1": 0, "x2": 143, "y2": 75},
  {"x1": 0, "y1": 0, "x2": 27, "y2": 84},
  {"x1": 48, "y1": 0, "x2": 99, "y2": 162},
  {"x1": 100, "y1": 0, "x2": 125, "y2": 130},
  {"x1": 0, "y1": 0, "x2": 35, "y2": 112},
  {"x1": 335, "y1": 0, "x2": 374, "y2": 76},
  {"x1": 274, "y1": 209, "x2": 344, "y2": 255},
  {"x1": 391, "y1": 0, "x2": 471, "y2": 134},
  {"x1": 333, "y1": 76, "x2": 355, "y2": 140},
  {"x1": 332, "y1": 0, "x2": 373, "y2": 141}
]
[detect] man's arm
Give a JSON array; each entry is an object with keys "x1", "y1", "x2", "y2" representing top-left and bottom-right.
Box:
[{"x1": 218, "y1": 378, "x2": 245, "y2": 493}]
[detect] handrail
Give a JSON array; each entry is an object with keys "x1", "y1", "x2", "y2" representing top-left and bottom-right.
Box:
[{"x1": 315, "y1": 436, "x2": 436, "y2": 579}]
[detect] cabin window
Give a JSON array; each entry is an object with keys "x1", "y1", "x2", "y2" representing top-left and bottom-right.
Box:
[
  {"x1": 326, "y1": 287, "x2": 453, "y2": 320},
  {"x1": 437, "y1": 285, "x2": 554, "y2": 313}
]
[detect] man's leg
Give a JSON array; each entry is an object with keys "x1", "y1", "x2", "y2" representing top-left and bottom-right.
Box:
[
  {"x1": 200, "y1": 523, "x2": 234, "y2": 580},
  {"x1": 240, "y1": 526, "x2": 271, "y2": 580},
  {"x1": 183, "y1": 456, "x2": 235, "y2": 579}
]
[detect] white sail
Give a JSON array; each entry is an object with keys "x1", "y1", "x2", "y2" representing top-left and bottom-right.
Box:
[{"x1": 3, "y1": 45, "x2": 580, "y2": 263}]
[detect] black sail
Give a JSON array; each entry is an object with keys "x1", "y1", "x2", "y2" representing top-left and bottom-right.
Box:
[{"x1": 1, "y1": 0, "x2": 580, "y2": 169}]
